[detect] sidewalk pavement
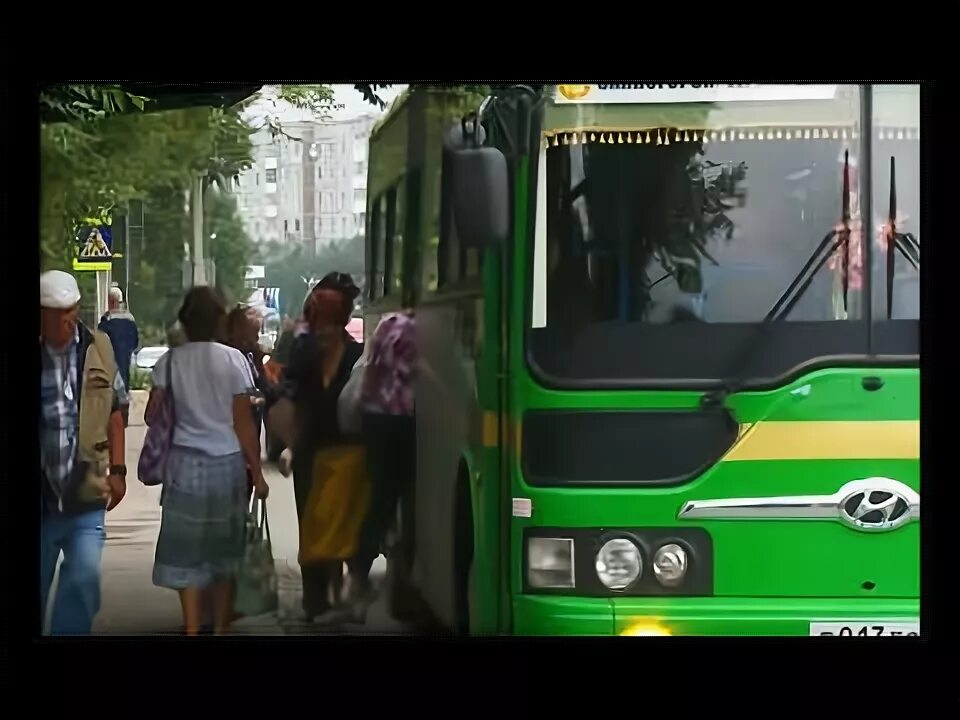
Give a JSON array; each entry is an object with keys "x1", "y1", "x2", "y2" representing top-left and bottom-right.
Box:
[{"x1": 90, "y1": 396, "x2": 407, "y2": 635}]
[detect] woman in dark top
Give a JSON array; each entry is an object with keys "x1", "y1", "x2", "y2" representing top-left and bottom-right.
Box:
[{"x1": 283, "y1": 273, "x2": 363, "y2": 620}]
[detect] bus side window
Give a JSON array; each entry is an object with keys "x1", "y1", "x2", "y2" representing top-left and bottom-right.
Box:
[
  {"x1": 369, "y1": 196, "x2": 386, "y2": 300},
  {"x1": 438, "y1": 146, "x2": 461, "y2": 288},
  {"x1": 384, "y1": 186, "x2": 397, "y2": 296},
  {"x1": 438, "y1": 151, "x2": 483, "y2": 288}
]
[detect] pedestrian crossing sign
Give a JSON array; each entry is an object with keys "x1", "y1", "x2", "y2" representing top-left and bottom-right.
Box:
[{"x1": 73, "y1": 223, "x2": 122, "y2": 272}]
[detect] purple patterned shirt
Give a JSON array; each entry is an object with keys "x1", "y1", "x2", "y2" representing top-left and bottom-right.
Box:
[{"x1": 361, "y1": 311, "x2": 416, "y2": 416}]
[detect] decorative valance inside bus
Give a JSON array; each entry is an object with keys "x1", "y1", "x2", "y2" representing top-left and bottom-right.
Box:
[{"x1": 543, "y1": 84, "x2": 919, "y2": 145}]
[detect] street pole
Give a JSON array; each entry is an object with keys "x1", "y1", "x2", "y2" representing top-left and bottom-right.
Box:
[
  {"x1": 192, "y1": 173, "x2": 206, "y2": 285},
  {"x1": 124, "y1": 210, "x2": 131, "y2": 309},
  {"x1": 95, "y1": 269, "x2": 111, "y2": 322}
]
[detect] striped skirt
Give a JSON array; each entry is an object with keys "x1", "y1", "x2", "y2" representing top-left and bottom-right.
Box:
[{"x1": 153, "y1": 445, "x2": 248, "y2": 590}]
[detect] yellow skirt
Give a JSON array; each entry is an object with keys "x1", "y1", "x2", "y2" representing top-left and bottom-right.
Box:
[{"x1": 299, "y1": 445, "x2": 371, "y2": 565}]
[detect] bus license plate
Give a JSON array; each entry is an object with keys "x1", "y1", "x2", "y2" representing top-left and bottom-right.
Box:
[{"x1": 809, "y1": 622, "x2": 919, "y2": 637}]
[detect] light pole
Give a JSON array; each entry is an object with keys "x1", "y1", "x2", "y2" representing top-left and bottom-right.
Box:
[{"x1": 192, "y1": 173, "x2": 206, "y2": 285}]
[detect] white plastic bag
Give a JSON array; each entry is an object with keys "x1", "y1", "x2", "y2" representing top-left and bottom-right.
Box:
[{"x1": 338, "y1": 353, "x2": 367, "y2": 437}]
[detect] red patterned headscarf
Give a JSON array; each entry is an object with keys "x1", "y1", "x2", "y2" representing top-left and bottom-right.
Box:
[{"x1": 305, "y1": 288, "x2": 350, "y2": 331}]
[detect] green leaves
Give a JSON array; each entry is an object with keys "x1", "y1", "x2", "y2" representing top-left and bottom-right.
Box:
[
  {"x1": 40, "y1": 84, "x2": 255, "y2": 271},
  {"x1": 278, "y1": 84, "x2": 335, "y2": 115},
  {"x1": 40, "y1": 85, "x2": 152, "y2": 123},
  {"x1": 354, "y1": 84, "x2": 393, "y2": 109},
  {"x1": 263, "y1": 235, "x2": 365, "y2": 317},
  {"x1": 206, "y1": 189, "x2": 254, "y2": 304}
]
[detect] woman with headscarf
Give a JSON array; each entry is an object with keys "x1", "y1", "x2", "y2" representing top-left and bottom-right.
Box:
[{"x1": 279, "y1": 272, "x2": 366, "y2": 621}]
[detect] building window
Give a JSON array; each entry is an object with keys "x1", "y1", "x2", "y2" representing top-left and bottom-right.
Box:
[
  {"x1": 369, "y1": 199, "x2": 384, "y2": 300},
  {"x1": 355, "y1": 161, "x2": 365, "y2": 175},
  {"x1": 317, "y1": 143, "x2": 335, "y2": 180},
  {"x1": 265, "y1": 168, "x2": 277, "y2": 184},
  {"x1": 284, "y1": 219, "x2": 288, "y2": 232},
  {"x1": 369, "y1": 184, "x2": 404, "y2": 300},
  {"x1": 295, "y1": 218, "x2": 301, "y2": 232},
  {"x1": 354, "y1": 188, "x2": 366, "y2": 204},
  {"x1": 265, "y1": 205, "x2": 278, "y2": 219}
]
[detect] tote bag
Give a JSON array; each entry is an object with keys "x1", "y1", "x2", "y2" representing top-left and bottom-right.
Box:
[
  {"x1": 235, "y1": 496, "x2": 279, "y2": 617},
  {"x1": 137, "y1": 350, "x2": 175, "y2": 486}
]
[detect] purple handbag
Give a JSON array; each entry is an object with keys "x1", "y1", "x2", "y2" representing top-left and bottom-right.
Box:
[{"x1": 137, "y1": 350, "x2": 175, "y2": 486}]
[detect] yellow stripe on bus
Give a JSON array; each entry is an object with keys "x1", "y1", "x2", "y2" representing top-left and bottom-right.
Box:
[
  {"x1": 723, "y1": 420, "x2": 920, "y2": 461},
  {"x1": 483, "y1": 412, "x2": 499, "y2": 448}
]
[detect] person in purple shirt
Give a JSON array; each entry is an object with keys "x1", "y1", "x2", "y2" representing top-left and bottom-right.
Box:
[{"x1": 347, "y1": 309, "x2": 417, "y2": 620}]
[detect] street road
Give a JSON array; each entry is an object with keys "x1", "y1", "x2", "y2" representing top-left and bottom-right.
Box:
[{"x1": 72, "y1": 415, "x2": 407, "y2": 635}]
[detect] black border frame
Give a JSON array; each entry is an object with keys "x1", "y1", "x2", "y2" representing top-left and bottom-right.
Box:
[{"x1": 5, "y1": 76, "x2": 946, "y2": 705}]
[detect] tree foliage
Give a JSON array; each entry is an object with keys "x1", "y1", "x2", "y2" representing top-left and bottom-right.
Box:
[
  {"x1": 39, "y1": 85, "x2": 150, "y2": 122},
  {"x1": 40, "y1": 82, "x2": 393, "y2": 335},
  {"x1": 131, "y1": 183, "x2": 255, "y2": 342},
  {"x1": 259, "y1": 235, "x2": 365, "y2": 318},
  {"x1": 206, "y1": 188, "x2": 254, "y2": 304},
  {"x1": 353, "y1": 84, "x2": 394, "y2": 109},
  {"x1": 40, "y1": 106, "x2": 255, "y2": 265}
]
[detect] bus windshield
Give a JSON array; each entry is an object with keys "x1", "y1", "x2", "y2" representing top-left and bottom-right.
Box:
[{"x1": 528, "y1": 84, "x2": 919, "y2": 387}]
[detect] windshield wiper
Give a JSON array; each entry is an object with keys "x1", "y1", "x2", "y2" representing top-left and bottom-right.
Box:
[
  {"x1": 701, "y1": 152, "x2": 854, "y2": 410},
  {"x1": 884, "y1": 156, "x2": 920, "y2": 319}
]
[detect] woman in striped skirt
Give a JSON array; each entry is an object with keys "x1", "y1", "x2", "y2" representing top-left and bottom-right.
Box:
[{"x1": 147, "y1": 287, "x2": 269, "y2": 635}]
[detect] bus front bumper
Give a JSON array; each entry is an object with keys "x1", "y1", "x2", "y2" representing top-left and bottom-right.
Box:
[{"x1": 513, "y1": 596, "x2": 920, "y2": 636}]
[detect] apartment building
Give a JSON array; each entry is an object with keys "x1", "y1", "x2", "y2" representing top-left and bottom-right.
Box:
[{"x1": 235, "y1": 111, "x2": 376, "y2": 256}]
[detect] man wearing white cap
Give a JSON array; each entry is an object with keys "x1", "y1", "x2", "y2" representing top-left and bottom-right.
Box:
[
  {"x1": 98, "y1": 285, "x2": 139, "y2": 426},
  {"x1": 40, "y1": 270, "x2": 127, "y2": 635}
]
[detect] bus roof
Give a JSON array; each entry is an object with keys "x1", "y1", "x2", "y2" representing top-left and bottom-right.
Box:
[{"x1": 371, "y1": 87, "x2": 414, "y2": 139}]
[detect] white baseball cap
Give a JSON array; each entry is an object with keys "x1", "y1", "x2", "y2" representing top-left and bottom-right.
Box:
[{"x1": 40, "y1": 270, "x2": 81, "y2": 309}]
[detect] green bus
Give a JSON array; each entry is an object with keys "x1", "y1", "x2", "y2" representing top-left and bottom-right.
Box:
[{"x1": 364, "y1": 83, "x2": 920, "y2": 636}]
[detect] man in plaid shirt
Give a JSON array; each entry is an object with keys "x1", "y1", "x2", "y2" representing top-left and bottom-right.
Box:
[{"x1": 40, "y1": 271, "x2": 127, "y2": 635}]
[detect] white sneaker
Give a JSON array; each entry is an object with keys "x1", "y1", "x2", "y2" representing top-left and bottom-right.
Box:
[{"x1": 311, "y1": 606, "x2": 353, "y2": 627}]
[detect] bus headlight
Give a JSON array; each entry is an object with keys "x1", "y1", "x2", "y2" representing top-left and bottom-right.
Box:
[
  {"x1": 596, "y1": 538, "x2": 642, "y2": 591},
  {"x1": 652, "y1": 543, "x2": 688, "y2": 587},
  {"x1": 527, "y1": 537, "x2": 575, "y2": 589}
]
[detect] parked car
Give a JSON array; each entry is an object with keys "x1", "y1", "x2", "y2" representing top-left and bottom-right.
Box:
[
  {"x1": 135, "y1": 346, "x2": 168, "y2": 369},
  {"x1": 346, "y1": 316, "x2": 364, "y2": 343}
]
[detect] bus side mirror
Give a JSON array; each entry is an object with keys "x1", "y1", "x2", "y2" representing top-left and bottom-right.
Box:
[
  {"x1": 450, "y1": 147, "x2": 509, "y2": 247},
  {"x1": 445, "y1": 117, "x2": 510, "y2": 248}
]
